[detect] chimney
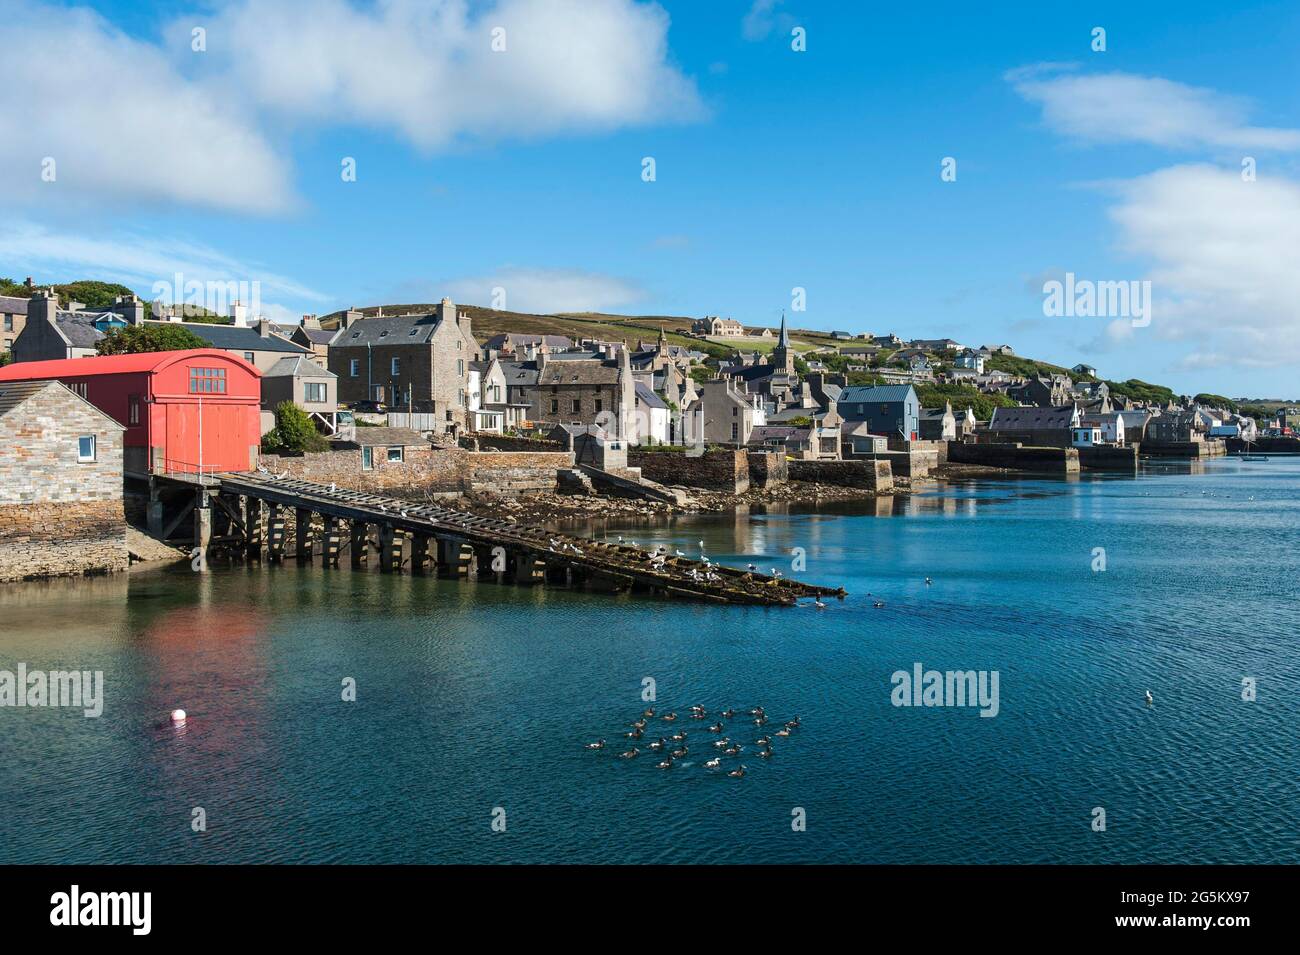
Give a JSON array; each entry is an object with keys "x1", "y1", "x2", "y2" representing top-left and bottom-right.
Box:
[
  {"x1": 28, "y1": 289, "x2": 58, "y2": 330},
  {"x1": 66, "y1": 300, "x2": 84, "y2": 313},
  {"x1": 340, "y1": 308, "x2": 362, "y2": 329},
  {"x1": 232, "y1": 302, "x2": 249, "y2": 327},
  {"x1": 257, "y1": 317, "x2": 271, "y2": 338},
  {"x1": 24, "y1": 277, "x2": 34, "y2": 289},
  {"x1": 115, "y1": 294, "x2": 145, "y2": 326},
  {"x1": 302, "y1": 313, "x2": 320, "y2": 329}
]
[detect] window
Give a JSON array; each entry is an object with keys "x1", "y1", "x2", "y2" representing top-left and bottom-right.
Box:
[
  {"x1": 387, "y1": 447, "x2": 404, "y2": 463},
  {"x1": 128, "y1": 395, "x2": 141, "y2": 426},
  {"x1": 189, "y1": 367, "x2": 226, "y2": 394},
  {"x1": 457, "y1": 359, "x2": 465, "y2": 376},
  {"x1": 349, "y1": 359, "x2": 360, "y2": 377},
  {"x1": 572, "y1": 399, "x2": 581, "y2": 413},
  {"x1": 77, "y1": 435, "x2": 96, "y2": 462},
  {"x1": 361, "y1": 447, "x2": 373, "y2": 470},
  {"x1": 243, "y1": 352, "x2": 255, "y2": 363},
  {"x1": 390, "y1": 357, "x2": 401, "y2": 375},
  {"x1": 550, "y1": 399, "x2": 559, "y2": 414},
  {"x1": 595, "y1": 399, "x2": 602, "y2": 413},
  {"x1": 71, "y1": 382, "x2": 88, "y2": 398},
  {"x1": 731, "y1": 423, "x2": 738, "y2": 440},
  {"x1": 2, "y1": 315, "x2": 11, "y2": 331},
  {"x1": 304, "y1": 382, "x2": 327, "y2": 403}
]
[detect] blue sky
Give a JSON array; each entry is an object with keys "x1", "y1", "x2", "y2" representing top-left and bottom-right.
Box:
[{"x1": 4, "y1": 0, "x2": 1299, "y2": 397}]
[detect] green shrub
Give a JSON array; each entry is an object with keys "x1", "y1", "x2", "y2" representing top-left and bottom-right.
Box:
[{"x1": 262, "y1": 401, "x2": 329, "y2": 453}]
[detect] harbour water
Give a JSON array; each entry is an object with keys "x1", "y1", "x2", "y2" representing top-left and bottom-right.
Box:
[{"x1": 2, "y1": 457, "x2": 1298, "y2": 864}]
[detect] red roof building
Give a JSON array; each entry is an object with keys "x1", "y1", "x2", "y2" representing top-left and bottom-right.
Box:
[{"x1": 0, "y1": 349, "x2": 262, "y2": 474}]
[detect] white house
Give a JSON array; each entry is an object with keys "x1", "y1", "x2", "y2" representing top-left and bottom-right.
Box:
[
  {"x1": 1071, "y1": 426, "x2": 1103, "y2": 448},
  {"x1": 954, "y1": 349, "x2": 986, "y2": 373},
  {"x1": 634, "y1": 381, "x2": 671, "y2": 445}
]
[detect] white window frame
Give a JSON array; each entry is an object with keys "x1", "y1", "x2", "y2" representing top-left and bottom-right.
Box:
[
  {"x1": 77, "y1": 435, "x2": 96, "y2": 462},
  {"x1": 349, "y1": 359, "x2": 360, "y2": 377}
]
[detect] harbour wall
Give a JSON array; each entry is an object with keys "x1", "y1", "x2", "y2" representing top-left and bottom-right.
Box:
[
  {"x1": 627, "y1": 449, "x2": 750, "y2": 493},
  {"x1": 788, "y1": 458, "x2": 894, "y2": 491},
  {"x1": 948, "y1": 442, "x2": 1080, "y2": 473}
]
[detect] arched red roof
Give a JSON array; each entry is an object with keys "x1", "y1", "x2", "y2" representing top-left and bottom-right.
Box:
[{"x1": 0, "y1": 348, "x2": 261, "y2": 380}]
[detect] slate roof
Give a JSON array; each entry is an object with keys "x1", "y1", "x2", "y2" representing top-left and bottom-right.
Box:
[
  {"x1": 634, "y1": 381, "x2": 667, "y2": 409},
  {"x1": 0, "y1": 295, "x2": 30, "y2": 315},
  {"x1": 537, "y1": 358, "x2": 620, "y2": 385},
  {"x1": 988, "y1": 405, "x2": 1078, "y2": 431},
  {"x1": 838, "y1": 384, "x2": 917, "y2": 404},
  {"x1": 499, "y1": 360, "x2": 539, "y2": 387},
  {"x1": 55, "y1": 313, "x2": 108, "y2": 348},
  {"x1": 332, "y1": 313, "x2": 444, "y2": 347},
  {"x1": 347, "y1": 427, "x2": 429, "y2": 447},
  {"x1": 264, "y1": 355, "x2": 335, "y2": 378},
  {"x1": 482, "y1": 333, "x2": 572, "y2": 351},
  {"x1": 0, "y1": 379, "x2": 55, "y2": 418},
  {"x1": 143, "y1": 321, "x2": 310, "y2": 354}
]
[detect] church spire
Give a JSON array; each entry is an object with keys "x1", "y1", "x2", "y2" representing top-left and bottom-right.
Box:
[{"x1": 777, "y1": 310, "x2": 790, "y2": 348}]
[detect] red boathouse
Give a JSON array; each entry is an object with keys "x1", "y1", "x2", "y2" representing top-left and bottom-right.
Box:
[{"x1": 0, "y1": 349, "x2": 262, "y2": 474}]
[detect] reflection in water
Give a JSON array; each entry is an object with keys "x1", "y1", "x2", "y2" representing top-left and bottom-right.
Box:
[{"x1": 1, "y1": 457, "x2": 1298, "y2": 865}]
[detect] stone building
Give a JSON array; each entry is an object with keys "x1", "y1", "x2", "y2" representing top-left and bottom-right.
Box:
[
  {"x1": 521, "y1": 345, "x2": 637, "y2": 441},
  {"x1": 327, "y1": 298, "x2": 478, "y2": 432},
  {"x1": 261, "y1": 355, "x2": 338, "y2": 435},
  {"x1": 692, "y1": 315, "x2": 746, "y2": 337},
  {"x1": 686, "y1": 377, "x2": 764, "y2": 447},
  {"x1": 0, "y1": 379, "x2": 127, "y2": 582},
  {"x1": 1, "y1": 294, "x2": 28, "y2": 357}
]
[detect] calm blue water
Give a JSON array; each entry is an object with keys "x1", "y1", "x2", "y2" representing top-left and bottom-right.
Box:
[{"x1": 2, "y1": 457, "x2": 1298, "y2": 864}]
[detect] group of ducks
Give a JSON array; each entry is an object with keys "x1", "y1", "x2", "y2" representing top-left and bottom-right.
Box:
[{"x1": 585, "y1": 705, "x2": 801, "y2": 778}]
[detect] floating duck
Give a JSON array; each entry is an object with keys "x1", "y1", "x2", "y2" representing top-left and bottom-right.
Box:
[
  {"x1": 704, "y1": 757, "x2": 722, "y2": 769},
  {"x1": 670, "y1": 731, "x2": 687, "y2": 742},
  {"x1": 648, "y1": 739, "x2": 667, "y2": 751},
  {"x1": 619, "y1": 748, "x2": 639, "y2": 759},
  {"x1": 721, "y1": 708, "x2": 735, "y2": 718},
  {"x1": 656, "y1": 757, "x2": 674, "y2": 769},
  {"x1": 728, "y1": 765, "x2": 746, "y2": 778},
  {"x1": 1144, "y1": 690, "x2": 1153, "y2": 706},
  {"x1": 632, "y1": 719, "x2": 647, "y2": 730},
  {"x1": 707, "y1": 723, "x2": 724, "y2": 733},
  {"x1": 873, "y1": 601, "x2": 886, "y2": 609},
  {"x1": 670, "y1": 746, "x2": 688, "y2": 759},
  {"x1": 584, "y1": 739, "x2": 606, "y2": 750},
  {"x1": 626, "y1": 728, "x2": 643, "y2": 739},
  {"x1": 814, "y1": 599, "x2": 826, "y2": 609},
  {"x1": 775, "y1": 728, "x2": 791, "y2": 737},
  {"x1": 713, "y1": 738, "x2": 730, "y2": 749},
  {"x1": 662, "y1": 712, "x2": 677, "y2": 722},
  {"x1": 785, "y1": 717, "x2": 800, "y2": 729},
  {"x1": 756, "y1": 736, "x2": 771, "y2": 747},
  {"x1": 724, "y1": 744, "x2": 742, "y2": 756},
  {"x1": 757, "y1": 746, "x2": 774, "y2": 759},
  {"x1": 925, "y1": 577, "x2": 932, "y2": 586},
  {"x1": 643, "y1": 708, "x2": 655, "y2": 718}
]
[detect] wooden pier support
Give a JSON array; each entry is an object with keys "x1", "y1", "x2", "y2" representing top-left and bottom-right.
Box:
[
  {"x1": 267, "y1": 503, "x2": 285, "y2": 563},
  {"x1": 323, "y1": 516, "x2": 341, "y2": 567},
  {"x1": 410, "y1": 533, "x2": 432, "y2": 575},
  {"x1": 437, "y1": 538, "x2": 471, "y2": 578},
  {"x1": 350, "y1": 520, "x2": 368, "y2": 568},
  {"x1": 378, "y1": 524, "x2": 402, "y2": 572},
  {"x1": 295, "y1": 507, "x2": 314, "y2": 561},
  {"x1": 244, "y1": 496, "x2": 263, "y2": 561}
]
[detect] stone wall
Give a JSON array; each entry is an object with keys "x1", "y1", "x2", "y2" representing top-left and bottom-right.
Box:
[
  {"x1": 788, "y1": 458, "x2": 893, "y2": 491},
  {"x1": 627, "y1": 448, "x2": 749, "y2": 493},
  {"x1": 0, "y1": 500, "x2": 128, "y2": 583},
  {"x1": 463, "y1": 433, "x2": 565, "y2": 453},
  {"x1": 258, "y1": 446, "x2": 573, "y2": 497},
  {"x1": 747, "y1": 450, "x2": 788, "y2": 487},
  {"x1": 948, "y1": 441, "x2": 1080, "y2": 473}
]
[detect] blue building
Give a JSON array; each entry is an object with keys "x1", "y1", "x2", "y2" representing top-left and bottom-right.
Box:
[{"x1": 838, "y1": 384, "x2": 920, "y2": 446}]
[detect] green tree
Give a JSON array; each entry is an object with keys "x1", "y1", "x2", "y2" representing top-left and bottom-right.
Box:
[
  {"x1": 261, "y1": 401, "x2": 329, "y2": 453},
  {"x1": 96, "y1": 324, "x2": 208, "y2": 355}
]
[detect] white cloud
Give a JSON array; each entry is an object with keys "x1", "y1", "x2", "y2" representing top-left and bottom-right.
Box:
[
  {"x1": 1, "y1": 0, "x2": 701, "y2": 215},
  {"x1": 0, "y1": 221, "x2": 327, "y2": 317},
  {"x1": 175, "y1": 0, "x2": 704, "y2": 151},
  {"x1": 444, "y1": 266, "x2": 644, "y2": 313},
  {"x1": 1105, "y1": 164, "x2": 1300, "y2": 367},
  {"x1": 1008, "y1": 66, "x2": 1300, "y2": 151},
  {"x1": 742, "y1": 0, "x2": 783, "y2": 41},
  {"x1": 0, "y1": 2, "x2": 292, "y2": 213}
]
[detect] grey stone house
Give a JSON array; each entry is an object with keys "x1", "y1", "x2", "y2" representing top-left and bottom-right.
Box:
[
  {"x1": 327, "y1": 298, "x2": 478, "y2": 433},
  {"x1": 261, "y1": 355, "x2": 338, "y2": 435},
  {"x1": 1, "y1": 294, "x2": 28, "y2": 357},
  {"x1": 0, "y1": 379, "x2": 128, "y2": 582}
]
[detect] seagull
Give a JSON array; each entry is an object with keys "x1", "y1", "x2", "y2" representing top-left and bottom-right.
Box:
[
  {"x1": 924, "y1": 577, "x2": 933, "y2": 586},
  {"x1": 814, "y1": 599, "x2": 826, "y2": 609},
  {"x1": 747, "y1": 563, "x2": 757, "y2": 572}
]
